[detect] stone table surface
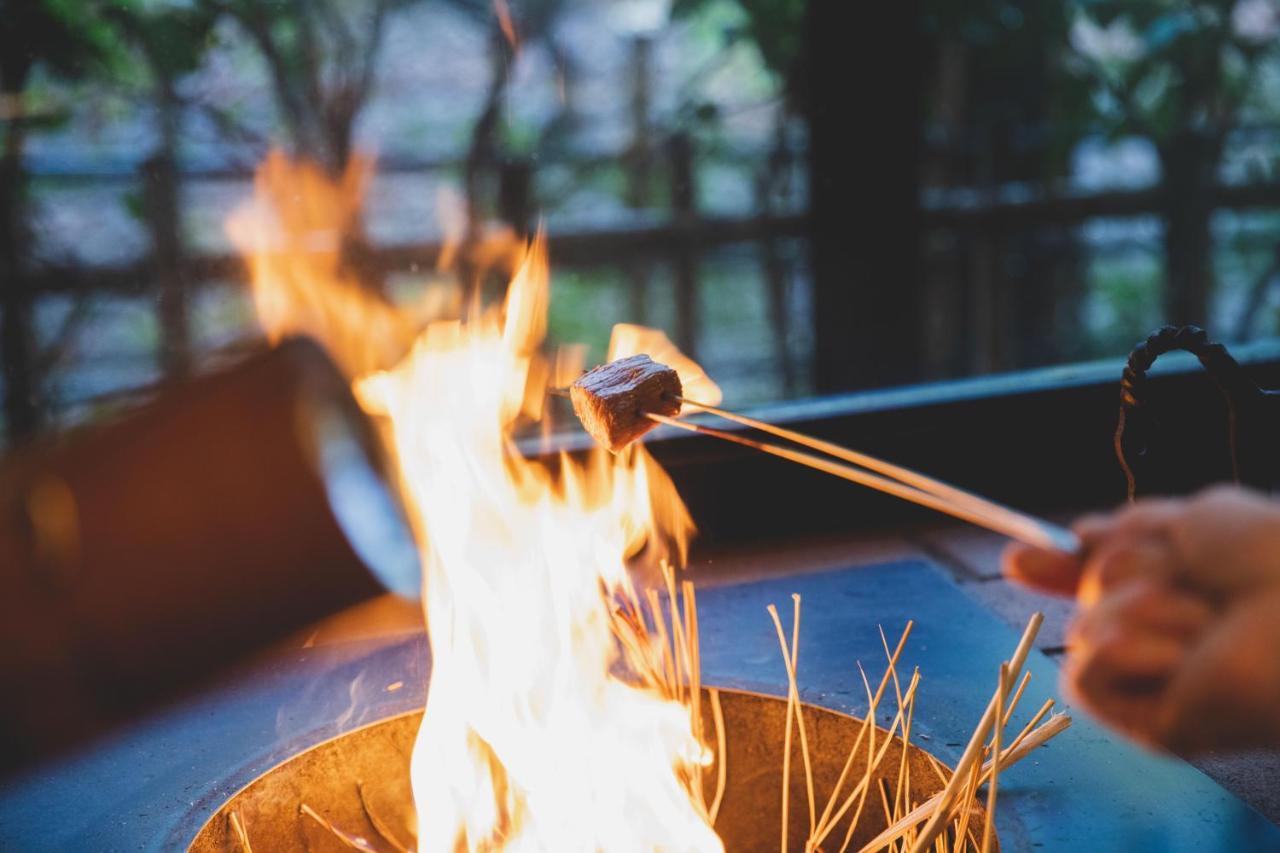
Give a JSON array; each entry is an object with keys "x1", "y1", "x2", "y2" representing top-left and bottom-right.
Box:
[
  {"x1": 1, "y1": 526, "x2": 1277, "y2": 850},
  {"x1": 689, "y1": 525, "x2": 1280, "y2": 828}
]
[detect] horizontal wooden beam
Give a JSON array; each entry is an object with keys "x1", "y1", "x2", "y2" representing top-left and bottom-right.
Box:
[
  {"x1": 19, "y1": 177, "x2": 1280, "y2": 298},
  {"x1": 22, "y1": 213, "x2": 810, "y2": 296},
  {"x1": 921, "y1": 180, "x2": 1280, "y2": 227}
]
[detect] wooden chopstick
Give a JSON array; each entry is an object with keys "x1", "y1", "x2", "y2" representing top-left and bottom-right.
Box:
[
  {"x1": 676, "y1": 396, "x2": 1073, "y2": 550},
  {"x1": 646, "y1": 410, "x2": 1079, "y2": 554}
]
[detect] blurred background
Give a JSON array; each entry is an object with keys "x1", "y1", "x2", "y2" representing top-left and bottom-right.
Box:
[{"x1": 2, "y1": 0, "x2": 1279, "y2": 447}]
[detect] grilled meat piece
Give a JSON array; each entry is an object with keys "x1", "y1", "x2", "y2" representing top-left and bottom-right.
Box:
[{"x1": 570, "y1": 354, "x2": 682, "y2": 452}]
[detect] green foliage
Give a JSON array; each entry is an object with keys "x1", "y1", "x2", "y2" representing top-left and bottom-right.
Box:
[
  {"x1": 0, "y1": 0, "x2": 125, "y2": 90},
  {"x1": 924, "y1": 0, "x2": 1041, "y2": 46},
  {"x1": 122, "y1": 188, "x2": 147, "y2": 223},
  {"x1": 503, "y1": 116, "x2": 543, "y2": 157},
  {"x1": 105, "y1": 1, "x2": 220, "y2": 82},
  {"x1": 672, "y1": 0, "x2": 804, "y2": 90},
  {"x1": 921, "y1": 0, "x2": 1280, "y2": 179},
  {"x1": 192, "y1": 0, "x2": 411, "y2": 169},
  {"x1": 1064, "y1": 0, "x2": 1280, "y2": 144},
  {"x1": 546, "y1": 268, "x2": 630, "y2": 362},
  {"x1": 1086, "y1": 250, "x2": 1165, "y2": 354},
  {"x1": 925, "y1": 1, "x2": 1092, "y2": 174}
]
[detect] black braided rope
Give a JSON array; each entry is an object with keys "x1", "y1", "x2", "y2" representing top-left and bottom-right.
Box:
[{"x1": 1115, "y1": 325, "x2": 1252, "y2": 501}]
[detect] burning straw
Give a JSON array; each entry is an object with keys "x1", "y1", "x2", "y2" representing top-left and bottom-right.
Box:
[{"x1": 573, "y1": 578, "x2": 1067, "y2": 853}]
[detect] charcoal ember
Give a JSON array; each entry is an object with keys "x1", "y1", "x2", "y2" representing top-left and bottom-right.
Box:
[{"x1": 570, "y1": 354, "x2": 682, "y2": 452}]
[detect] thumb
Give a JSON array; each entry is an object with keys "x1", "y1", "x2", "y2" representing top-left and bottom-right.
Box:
[
  {"x1": 1002, "y1": 542, "x2": 1084, "y2": 597},
  {"x1": 1002, "y1": 504, "x2": 1175, "y2": 598}
]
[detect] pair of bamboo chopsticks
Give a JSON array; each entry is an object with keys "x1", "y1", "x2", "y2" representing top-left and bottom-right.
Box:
[{"x1": 646, "y1": 398, "x2": 1081, "y2": 554}]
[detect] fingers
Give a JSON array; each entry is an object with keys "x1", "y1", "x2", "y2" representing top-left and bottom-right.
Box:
[
  {"x1": 1063, "y1": 580, "x2": 1213, "y2": 748},
  {"x1": 1002, "y1": 499, "x2": 1187, "y2": 599},
  {"x1": 1002, "y1": 530, "x2": 1177, "y2": 604},
  {"x1": 1076, "y1": 538, "x2": 1180, "y2": 608},
  {"x1": 1002, "y1": 542, "x2": 1083, "y2": 597},
  {"x1": 1068, "y1": 578, "x2": 1212, "y2": 648},
  {"x1": 1063, "y1": 627, "x2": 1186, "y2": 746},
  {"x1": 1034, "y1": 488, "x2": 1280, "y2": 754},
  {"x1": 1084, "y1": 486, "x2": 1280, "y2": 597}
]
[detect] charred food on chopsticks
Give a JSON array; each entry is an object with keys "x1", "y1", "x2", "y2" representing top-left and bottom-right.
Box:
[{"x1": 570, "y1": 354, "x2": 681, "y2": 452}]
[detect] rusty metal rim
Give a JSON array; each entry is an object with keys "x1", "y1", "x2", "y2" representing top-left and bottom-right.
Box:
[
  {"x1": 184, "y1": 705, "x2": 423, "y2": 848},
  {"x1": 183, "y1": 684, "x2": 959, "y2": 851}
]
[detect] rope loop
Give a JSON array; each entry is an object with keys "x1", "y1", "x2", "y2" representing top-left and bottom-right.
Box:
[{"x1": 1115, "y1": 325, "x2": 1255, "y2": 501}]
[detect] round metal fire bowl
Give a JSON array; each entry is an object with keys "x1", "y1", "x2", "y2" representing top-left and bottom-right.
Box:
[{"x1": 188, "y1": 687, "x2": 988, "y2": 852}]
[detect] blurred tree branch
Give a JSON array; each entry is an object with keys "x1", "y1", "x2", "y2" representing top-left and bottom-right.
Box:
[
  {"x1": 673, "y1": 0, "x2": 804, "y2": 105},
  {"x1": 106, "y1": 3, "x2": 220, "y2": 378},
  {"x1": 197, "y1": 0, "x2": 397, "y2": 173}
]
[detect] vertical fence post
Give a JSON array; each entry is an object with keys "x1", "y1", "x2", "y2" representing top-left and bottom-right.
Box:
[
  {"x1": 626, "y1": 37, "x2": 653, "y2": 325},
  {"x1": 0, "y1": 107, "x2": 39, "y2": 442},
  {"x1": 669, "y1": 131, "x2": 699, "y2": 360},
  {"x1": 757, "y1": 131, "x2": 795, "y2": 394},
  {"x1": 626, "y1": 38, "x2": 653, "y2": 209},
  {"x1": 142, "y1": 154, "x2": 190, "y2": 379}
]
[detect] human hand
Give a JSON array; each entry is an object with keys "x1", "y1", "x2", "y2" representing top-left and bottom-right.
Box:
[{"x1": 1002, "y1": 486, "x2": 1280, "y2": 752}]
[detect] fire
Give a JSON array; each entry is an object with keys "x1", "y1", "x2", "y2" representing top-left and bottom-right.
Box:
[
  {"x1": 607, "y1": 324, "x2": 723, "y2": 412},
  {"x1": 228, "y1": 153, "x2": 723, "y2": 851},
  {"x1": 227, "y1": 151, "x2": 443, "y2": 378}
]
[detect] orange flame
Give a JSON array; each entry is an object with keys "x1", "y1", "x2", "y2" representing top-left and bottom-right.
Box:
[
  {"x1": 225, "y1": 151, "x2": 420, "y2": 378},
  {"x1": 608, "y1": 323, "x2": 723, "y2": 411},
  {"x1": 229, "y1": 151, "x2": 721, "y2": 851}
]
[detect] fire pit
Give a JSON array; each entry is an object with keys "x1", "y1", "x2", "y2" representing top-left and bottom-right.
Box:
[
  {"x1": 2, "y1": 560, "x2": 1278, "y2": 851},
  {"x1": 188, "y1": 690, "x2": 976, "y2": 852}
]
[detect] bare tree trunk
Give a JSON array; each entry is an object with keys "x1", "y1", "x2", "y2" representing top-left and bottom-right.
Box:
[
  {"x1": 0, "y1": 65, "x2": 39, "y2": 443},
  {"x1": 498, "y1": 158, "x2": 532, "y2": 238},
  {"x1": 220, "y1": 0, "x2": 388, "y2": 175},
  {"x1": 457, "y1": 26, "x2": 514, "y2": 301},
  {"x1": 464, "y1": 27, "x2": 513, "y2": 229},
  {"x1": 144, "y1": 72, "x2": 191, "y2": 378}
]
